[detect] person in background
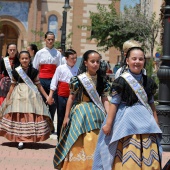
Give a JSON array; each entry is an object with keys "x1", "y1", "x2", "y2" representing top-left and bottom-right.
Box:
[
  {"x1": 0, "y1": 51, "x2": 53, "y2": 150},
  {"x1": 57, "y1": 47, "x2": 66, "y2": 65},
  {"x1": 113, "y1": 62, "x2": 120, "y2": 74},
  {"x1": 0, "y1": 43, "x2": 20, "y2": 105},
  {"x1": 106, "y1": 61, "x2": 113, "y2": 74},
  {"x1": 47, "y1": 49, "x2": 78, "y2": 141},
  {"x1": 115, "y1": 39, "x2": 142, "y2": 79},
  {"x1": 27, "y1": 44, "x2": 38, "y2": 62},
  {"x1": 93, "y1": 47, "x2": 162, "y2": 170},
  {"x1": 107, "y1": 61, "x2": 111, "y2": 70},
  {"x1": 53, "y1": 50, "x2": 110, "y2": 170},
  {"x1": 99, "y1": 55, "x2": 109, "y2": 76},
  {"x1": 33, "y1": 31, "x2": 62, "y2": 122},
  {"x1": 57, "y1": 47, "x2": 62, "y2": 53}
]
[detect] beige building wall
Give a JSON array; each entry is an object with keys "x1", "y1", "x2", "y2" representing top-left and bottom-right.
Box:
[
  {"x1": 0, "y1": 0, "x2": 120, "y2": 66},
  {"x1": 1, "y1": 0, "x2": 164, "y2": 65},
  {"x1": 152, "y1": 0, "x2": 163, "y2": 55}
]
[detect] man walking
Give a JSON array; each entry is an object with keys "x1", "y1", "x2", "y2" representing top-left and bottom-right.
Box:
[{"x1": 33, "y1": 31, "x2": 62, "y2": 123}]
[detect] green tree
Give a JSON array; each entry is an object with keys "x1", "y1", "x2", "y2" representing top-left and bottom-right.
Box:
[
  {"x1": 80, "y1": 1, "x2": 161, "y2": 57},
  {"x1": 121, "y1": 6, "x2": 160, "y2": 58}
]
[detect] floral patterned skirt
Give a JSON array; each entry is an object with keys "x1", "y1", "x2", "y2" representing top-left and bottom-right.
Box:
[{"x1": 58, "y1": 129, "x2": 99, "y2": 170}]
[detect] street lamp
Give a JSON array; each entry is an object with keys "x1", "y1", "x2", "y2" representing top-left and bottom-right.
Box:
[
  {"x1": 156, "y1": 0, "x2": 170, "y2": 151},
  {"x1": 0, "y1": 33, "x2": 4, "y2": 58},
  {"x1": 60, "y1": 0, "x2": 71, "y2": 53}
]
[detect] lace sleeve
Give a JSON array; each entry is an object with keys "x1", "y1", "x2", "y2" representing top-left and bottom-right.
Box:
[
  {"x1": 69, "y1": 76, "x2": 80, "y2": 95},
  {"x1": 110, "y1": 77, "x2": 125, "y2": 97}
]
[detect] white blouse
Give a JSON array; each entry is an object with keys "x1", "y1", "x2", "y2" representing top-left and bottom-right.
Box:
[
  {"x1": 50, "y1": 64, "x2": 78, "y2": 91},
  {"x1": 33, "y1": 47, "x2": 62, "y2": 69}
]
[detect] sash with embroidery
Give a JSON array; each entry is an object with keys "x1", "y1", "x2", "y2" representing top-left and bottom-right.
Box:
[
  {"x1": 15, "y1": 66, "x2": 38, "y2": 93},
  {"x1": 78, "y1": 73, "x2": 106, "y2": 114},
  {"x1": 121, "y1": 72, "x2": 153, "y2": 114},
  {"x1": 3, "y1": 57, "x2": 13, "y2": 80}
]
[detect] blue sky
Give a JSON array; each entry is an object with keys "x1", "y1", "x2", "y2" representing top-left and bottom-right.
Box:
[{"x1": 120, "y1": 0, "x2": 140, "y2": 11}]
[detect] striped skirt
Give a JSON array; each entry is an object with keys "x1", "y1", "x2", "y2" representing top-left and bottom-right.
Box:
[
  {"x1": 112, "y1": 134, "x2": 161, "y2": 170},
  {"x1": 0, "y1": 83, "x2": 53, "y2": 142},
  {"x1": 53, "y1": 102, "x2": 105, "y2": 169}
]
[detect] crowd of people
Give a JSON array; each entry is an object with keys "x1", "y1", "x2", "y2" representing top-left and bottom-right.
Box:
[{"x1": 0, "y1": 31, "x2": 162, "y2": 170}]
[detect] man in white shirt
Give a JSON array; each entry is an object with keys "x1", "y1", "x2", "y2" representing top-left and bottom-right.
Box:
[
  {"x1": 47, "y1": 49, "x2": 78, "y2": 140},
  {"x1": 33, "y1": 31, "x2": 62, "y2": 122}
]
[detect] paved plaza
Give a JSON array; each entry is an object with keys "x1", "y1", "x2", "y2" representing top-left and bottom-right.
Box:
[
  {"x1": 0, "y1": 114, "x2": 170, "y2": 170},
  {"x1": 0, "y1": 135, "x2": 170, "y2": 170},
  {"x1": 0, "y1": 136, "x2": 57, "y2": 170}
]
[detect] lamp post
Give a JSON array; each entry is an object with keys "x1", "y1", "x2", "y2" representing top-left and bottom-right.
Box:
[
  {"x1": 156, "y1": 0, "x2": 170, "y2": 151},
  {"x1": 60, "y1": 0, "x2": 71, "y2": 53},
  {"x1": 0, "y1": 33, "x2": 4, "y2": 58}
]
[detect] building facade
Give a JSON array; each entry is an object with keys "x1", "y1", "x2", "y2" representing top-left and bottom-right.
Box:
[
  {"x1": 0, "y1": 0, "x2": 120, "y2": 66},
  {"x1": 140, "y1": 0, "x2": 163, "y2": 53}
]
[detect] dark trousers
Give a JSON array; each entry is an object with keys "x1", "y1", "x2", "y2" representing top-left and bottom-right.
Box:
[
  {"x1": 57, "y1": 95, "x2": 68, "y2": 140},
  {"x1": 40, "y1": 78, "x2": 58, "y2": 122}
]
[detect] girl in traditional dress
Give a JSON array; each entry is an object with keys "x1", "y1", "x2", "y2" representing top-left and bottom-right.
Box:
[
  {"x1": 0, "y1": 43, "x2": 19, "y2": 105},
  {"x1": 53, "y1": 50, "x2": 110, "y2": 170},
  {"x1": 93, "y1": 47, "x2": 162, "y2": 170},
  {"x1": 0, "y1": 51, "x2": 53, "y2": 149}
]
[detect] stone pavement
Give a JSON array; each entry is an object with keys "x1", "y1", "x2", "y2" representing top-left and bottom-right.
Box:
[
  {"x1": 0, "y1": 112, "x2": 170, "y2": 170},
  {"x1": 0, "y1": 135, "x2": 57, "y2": 170},
  {"x1": 0, "y1": 111, "x2": 58, "y2": 170},
  {"x1": 0, "y1": 135, "x2": 170, "y2": 170}
]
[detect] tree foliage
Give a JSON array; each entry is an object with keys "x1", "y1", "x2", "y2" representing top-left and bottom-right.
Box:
[{"x1": 80, "y1": 1, "x2": 161, "y2": 57}]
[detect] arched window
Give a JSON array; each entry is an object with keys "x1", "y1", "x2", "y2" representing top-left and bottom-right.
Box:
[{"x1": 48, "y1": 15, "x2": 58, "y2": 39}]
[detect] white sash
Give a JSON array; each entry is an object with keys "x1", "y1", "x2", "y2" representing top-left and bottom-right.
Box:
[
  {"x1": 78, "y1": 73, "x2": 106, "y2": 114},
  {"x1": 121, "y1": 72, "x2": 153, "y2": 114},
  {"x1": 15, "y1": 66, "x2": 38, "y2": 93},
  {"x1": 3, "y1": 57, "x2": 13, "y2": 80}
]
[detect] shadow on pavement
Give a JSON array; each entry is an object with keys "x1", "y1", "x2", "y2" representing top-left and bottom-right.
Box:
[{"x1": 1, "y1": 142, "x2": 56, "y2": 149}]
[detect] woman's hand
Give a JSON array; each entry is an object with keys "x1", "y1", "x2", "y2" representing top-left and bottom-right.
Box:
[
  {"x1": 63, "y1": 117, "x2": 70, "y2": 128},
  {"x1": 102, "y1": 124, "x2": 112, "y2": 135}
]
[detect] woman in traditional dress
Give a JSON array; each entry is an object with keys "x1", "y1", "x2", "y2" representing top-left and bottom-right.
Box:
[
  {"x1": 0, "y1": 51, "x2": 53, "y2": 149},
  {"x1": 93, "y1": 47, "x2": 162, "y2": 170},
  {"x1": 53, "y1": 50, "x2": 110, "y2": 170},
  {"x1": 0, "y1": 43, "x2": 19, "y2": 105}
]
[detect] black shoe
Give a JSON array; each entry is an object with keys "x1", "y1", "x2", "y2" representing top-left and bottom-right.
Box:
[{"x1": 18, "y1": 142, "x2": 24, "y2": 150}]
